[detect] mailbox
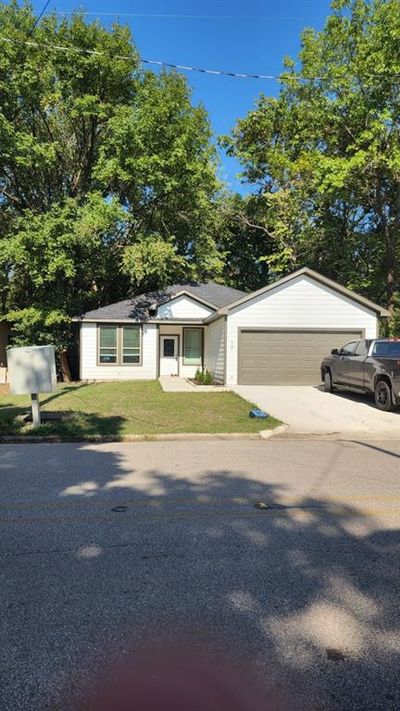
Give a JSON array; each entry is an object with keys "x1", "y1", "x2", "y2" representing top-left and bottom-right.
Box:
[
  {"x1": 7, "y1": 346, "x2": 57, "y2": 425},
  {"x1": 7, "y1": 345, "x2": 57, "y2": 395}
]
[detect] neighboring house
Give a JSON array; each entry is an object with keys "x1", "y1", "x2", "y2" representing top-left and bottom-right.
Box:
[{"x1": 74, "y1": 268, "x2": 389, "y2": 386}]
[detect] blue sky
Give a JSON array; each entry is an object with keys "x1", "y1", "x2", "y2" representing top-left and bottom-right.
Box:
[{"x1": 33, "y1": 0, "x2": 333, "y2": 192}]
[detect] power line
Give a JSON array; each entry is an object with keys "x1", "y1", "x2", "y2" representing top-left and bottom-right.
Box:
[
  {"x1": 30, "y1": 0, "x2": 51, "y2": 34},
  {"x1": 1, "y1": 36, "x2": 399, "y2": 82},
  {"x1": 53, "y1": 11, "x2": 300, "y2": 21},
  {"x1": 0, "y1": 36, "x2": 281, "y2": 80},
  {"x1": 141, "y1": 57, "x2": 278, "y2": 80}
]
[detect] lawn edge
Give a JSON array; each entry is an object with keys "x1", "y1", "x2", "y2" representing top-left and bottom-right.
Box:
[{"x1": 0, "y1": 425, "x2": 288, "y2": 444}]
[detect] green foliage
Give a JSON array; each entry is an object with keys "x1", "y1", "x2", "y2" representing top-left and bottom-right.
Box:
[
  {"x1": 0, "y1": 381, "x2": 281, "y2": 436},
  {"x1": 213, "y1": 193, "x2": 270, "y2": 291},
  {"x1": 0, "y1": 3, "x2": 223, "y2": 358},
  {"x1": 95, "y1": 71, "x2": 223, "y2": 277},
  {"x1": 224, "y1": 0, "x2": 400, "y2": 319},
  {"x1": 388, "y1": 293, "x2": 400, "y2": 337},
  {"x1": 122, "y1": 234, "x2": 190, "y2": 292},
  {"x1": 3, "y1": 0, "x2": 399, "y2": 356},
  {"x1": 2, "y1": 195, "x2": 126, "y2": 346},
  {"x1": 203, "y1": 369, "x2": 214, "y2": 385},
  {"x1": 5, "y1": 307, "x2": 70, "y2": 348},
  {"x1": 194, "y1": 368, "x2": 214, "y2": 385}
]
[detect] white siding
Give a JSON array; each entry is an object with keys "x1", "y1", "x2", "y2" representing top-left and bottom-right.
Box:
[
  {"x1": 157, "y1": 295, "x2": 213, "y2": 319},
  {"x1": 204, "y1": 317, "x2": 225, "y2": 383},
  {"x1": 80, "y1": 322, "x2": 158, "y2": 380},
  {"x1": 225, "y1": 275, "x2": 378, "y2": 386},
  {"x1": 159, "y1": 325, "x2": 203, "y2": 378}
]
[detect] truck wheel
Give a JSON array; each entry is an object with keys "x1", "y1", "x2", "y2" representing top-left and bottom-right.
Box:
[
  {"x1": 374, "y1": 380, "x2": 394, "y2": 411},
  {"x1": 324, "y1": 370, "x2": 334, "y2": 393}
]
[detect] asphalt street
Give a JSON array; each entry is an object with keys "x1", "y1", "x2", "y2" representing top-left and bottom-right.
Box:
[{"x1": 0, "y1": 439, "x2": 399, "y2": 710}]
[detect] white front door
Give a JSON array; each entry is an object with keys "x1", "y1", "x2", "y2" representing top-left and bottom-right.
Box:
[{"x1": 160, "y1": 335, "x2": 179, "y2": 376}]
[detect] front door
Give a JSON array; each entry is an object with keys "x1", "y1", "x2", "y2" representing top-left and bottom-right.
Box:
[{"x1": 160, "y1": 335, "x2": 179, "y2": 376}]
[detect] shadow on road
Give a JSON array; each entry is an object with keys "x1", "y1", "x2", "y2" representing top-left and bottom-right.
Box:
[
  {"x1": 0, "y1": 442, "x2": 399, "y2": 710},
  {"x1": 350, "y1": 440, "x2": 400, "y2": 460}
]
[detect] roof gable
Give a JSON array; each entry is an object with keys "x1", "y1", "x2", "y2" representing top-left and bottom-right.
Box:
[
  {"x1": 75, "y1": 281, "x2": 246, "y2": 322},
  {"x1": 156, "y1": 293, "x2": 214, "y2": 319},
  {"x1": 206, "y1": 268, "x2": 389, "y2": 319}
]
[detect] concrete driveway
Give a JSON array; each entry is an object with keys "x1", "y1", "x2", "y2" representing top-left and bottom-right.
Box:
[{"x1": 234, "y1": 385, "x2": 400, "y2": 436}]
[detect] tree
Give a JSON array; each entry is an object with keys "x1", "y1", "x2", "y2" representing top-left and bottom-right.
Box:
[
  {"x1": 0, "y1": 3, "x2": 223, "y2": 373},
  {"x1": 121, "y1": 235, "x2": 189, "y2": 292},
  {"x1": 95, "y1": 70, "x2": 224, "y2": 280},
  {"x1": 213, "y1": 193, "x2": 271, "y2": 292},
  {"x1": 224, "y1": 0, "x2": 400, "y2": 324}
]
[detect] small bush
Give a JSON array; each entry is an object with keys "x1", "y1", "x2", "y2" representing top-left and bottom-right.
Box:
[
  {"x1": 194, "y1": 368, "x2": 204, "y2": 384},
  {"x1": 194, "y1": 369, "x2": 214, "y2": 385},
  {"x1": 203, "y1": 369, "x2": 214, "y2": 385}
]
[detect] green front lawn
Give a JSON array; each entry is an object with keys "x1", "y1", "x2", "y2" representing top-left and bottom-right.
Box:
[{"x1": 0, "y1": 380, "x2": 280, "y2": 438}]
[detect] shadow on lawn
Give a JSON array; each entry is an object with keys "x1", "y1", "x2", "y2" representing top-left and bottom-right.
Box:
[
  {"x1": 0, "y1": 411, "x2": 127, "y2": 438},
  {"x1": 40, "y1": 381, "x2": 92, "y2": 407},
  {"x1": 0, "y1": 443, "x2": 399, "y2": 710},
  {"x1": 0, "y1": 381, "x2": 126, "y2": 437},
  {"x1": 0, "y1": 382, "x2": 103, "y2": 437}
]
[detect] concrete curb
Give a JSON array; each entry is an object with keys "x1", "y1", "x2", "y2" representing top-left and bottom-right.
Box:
[
  {"x1": 259, "y1": 424, "x2": 289, "y2": 439},
  {"x1": 0, "y1": 428, "x2": 285, "y2": 444},
  {"x1": 270, "y1": 430, "x2": 400, "y2": 441}
]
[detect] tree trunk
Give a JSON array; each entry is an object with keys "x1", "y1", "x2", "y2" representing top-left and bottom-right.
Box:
[
  {"x1": 384, "y1": 224, "x2": 395, "y2": 318},
  {"x1": 376, "y1": 177, "x2": 396, "y2": 317},
  {"x1": 59, "y1": 349, "x2": 72, "y2": 382}
]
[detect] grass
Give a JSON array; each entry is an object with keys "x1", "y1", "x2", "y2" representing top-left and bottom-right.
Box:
[{"x1": 0, "y1": 380, "x2": 280, "y2": 439}]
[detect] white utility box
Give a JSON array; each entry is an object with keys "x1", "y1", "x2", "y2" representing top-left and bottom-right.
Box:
[{"x1": 7, "y1": 345, "x2": 57, "y2": 395}]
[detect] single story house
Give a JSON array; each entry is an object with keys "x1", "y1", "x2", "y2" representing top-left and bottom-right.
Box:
[{"x1": 74, "y1": 267, "x2": 389, "y2": 386}]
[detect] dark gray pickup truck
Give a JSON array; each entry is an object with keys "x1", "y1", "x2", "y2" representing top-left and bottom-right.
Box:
[{"x1": 320, "y1": 338, "x2": 400, "y2": 411}]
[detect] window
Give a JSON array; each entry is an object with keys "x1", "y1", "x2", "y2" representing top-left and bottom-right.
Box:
[
  {"x1": 98, "y1": 325, "x2": 141, "y2": 365},
  {"x1": 372, "y1": 341, "x2": 400, "y2": 358},
  {"x1": 163, "y1": 338, "x2": 176, "y2": 357},
  {"x1": 183, "y1": 328, "x2": 202, "y2": 365},
  {"x1": 99, "y1": 325, "x2": 117, "y2": 364},
  {"x1": 355, "y1": 340, "x2": 369, "y2": 356},
  {"x1": 340, "y1": 341, "x2": 357, "y2": 356},
  {"x1": 122, "y1": 326, "x2": 140, "y2": 364}
]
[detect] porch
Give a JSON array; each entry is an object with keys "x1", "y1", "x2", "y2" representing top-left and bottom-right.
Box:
[{"x1": 158, "y1": 324, "x2": 204, "y2": 378}]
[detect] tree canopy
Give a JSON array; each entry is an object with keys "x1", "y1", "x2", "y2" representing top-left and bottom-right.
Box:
[
  {"x1": 224, "y1": 0, "x2": 400, "y2": 327},
  {"x1": 1, "y1": 0, "x2": 399, "y2": 375},
  {"x1": 0, "y1": 1, "x2": 223, "y2": 369}
]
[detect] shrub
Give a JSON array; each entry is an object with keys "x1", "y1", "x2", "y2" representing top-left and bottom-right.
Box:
[
  {"x1": 203, "y1": 369, "x2": 214, "y2": 385},
  {"x1": 194, "y1": 369, "x2": 214, "y2": 385},
  {"x1": 194, "y1": 368, "x2": 204, "y2": 384}
]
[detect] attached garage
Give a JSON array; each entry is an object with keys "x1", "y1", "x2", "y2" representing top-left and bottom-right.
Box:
[
  {"x1": 211, "y1": 267, "x2": 389, "y2": 387},
  {"x1": 238, "y1": 329, "x2": 363, "y2": 385}
]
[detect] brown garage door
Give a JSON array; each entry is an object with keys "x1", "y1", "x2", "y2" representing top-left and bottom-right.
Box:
[{"x1": 238, "y1": 330, "x2": 362, "y2": 385}]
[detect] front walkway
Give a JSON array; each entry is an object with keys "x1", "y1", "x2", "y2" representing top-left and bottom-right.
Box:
[
  {"x1": 159, "y1": 376, "x2": 196, "y2": 392},
  {"x1": 159, "y1": 377, "x2": 228, "y2": 393}
]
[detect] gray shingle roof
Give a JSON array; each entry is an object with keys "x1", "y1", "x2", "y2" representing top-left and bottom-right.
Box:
[{"x1": 77, "y1": 282, "x2": 247, "y2": 321}]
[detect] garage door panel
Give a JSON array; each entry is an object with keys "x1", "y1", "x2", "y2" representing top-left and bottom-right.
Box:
[{"x1": 238, "y1": 330, "x2": 361, "y2": 385}]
